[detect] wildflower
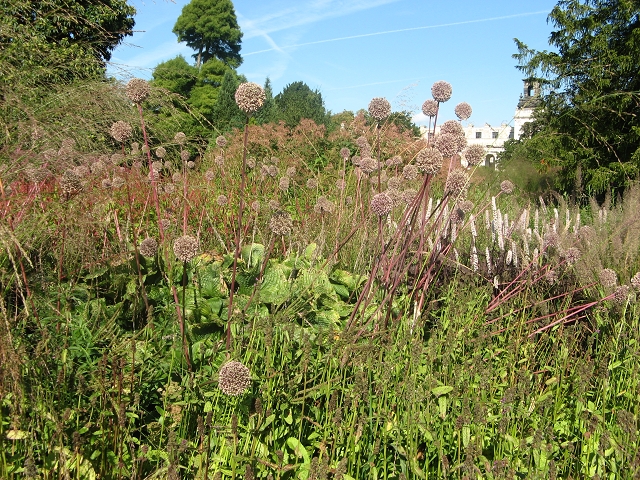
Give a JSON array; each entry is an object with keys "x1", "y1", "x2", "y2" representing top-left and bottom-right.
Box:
[
  {"x1": 359, "y1": 157, "x2": 378, "y2": 175},
  {"x1": 599, "y1": 268, "x2": 618, "y2": 288},
  {"x1": 335, "y1": 178, "x2": 346, "y2": 190},
  {"x1": 246, "y1": 157, "x2": 256, "y2": 169},
  {"x1": 463, "y1": 144, "x2": 485, "y2": 166},
  {"x1": 386, "y1": 155, "x2": 403, "y2": 167},
  {"x1": 278, "y1": 176, "x2": 290, "y2": 191},
  {"x1": 126, "y1": 78, "x2": 151, "y2": 104},
  {"x1": 286, "y1": 166, "x2": 296, "y2": 177},
  {"x1": 218, "y1": 361, "x2": 251, "y2": 396},
  {"x1": 422, "y1": 99, "x2": 438, "y2": 117},
  {"x1": 368, "y1": 97, "x2": 391, "y2": 121},
  {"x1": 110, "y1": 121, "x2": 133, "y2": 143},
  {"x1": 139, "y1": 237, "x2": 158, "y2": 257},
  {"x1": 235, "y1": 82, "x2": 265, "y2": 114},
  {"x1": 563, "y1": 247, "x2": 581, "y2": 265},
  {"x1": 387, "y1": 176, "x2": 403, "y2": 190},
  {"x1": 173, "y1": 235, "x2": 199, "y2": 262},
  {"x1": 251, "y1": 201, "x2": 260, "y2": 212},
  {"x1": 111, "y1": 176, "x2": 125, "y2": 188},
  {"x1": 454, "y1": 102, "x2": 472, "y2": 120},
  {"x1": 205, "y1": 170, "x2": 215, "y2": 182},
  {"x1": 268, "y1": 199, "x2": 280, "y2": 210},
  {"x1": 314, "y1": 196, "x2": 335, "y2": 214},
  {"x1": 269, "y1": 210, "x2": 293, "y2": 236},
  {"x1": 180, "y1": 150, "x2": 190, "y2": 163},
  {"x1": 111, "y1": 153, "x2": 125, "y2": 165},
  {"x1": 434, "y1": 133, "x2": 461, "y2": 158},
  {"x1": 187, "y1": 161, "x2": 195, "y2": 169},
  {"x1": 60, "y1": 169, "x2": 82, "y2": 196},
  {"x1": 415, "y1": 147, "x2": 443, "y2": 175},
  {"x1": 401, "y1": 188, "x2": 417, "y2": 205},
  {"x1": 355, "y1": 136, "x2": 369, "y2": 149},
  {"x1": 371, "y1": 192, "x2": 393, "y2": 217},
  {"x1": 431, "y1": 80, "x2": 453, "y2": 103}
]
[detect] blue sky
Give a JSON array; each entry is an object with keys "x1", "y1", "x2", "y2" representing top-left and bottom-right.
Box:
[{"x1": 108, "y1": 0, "x2": 558, "y2": 128}]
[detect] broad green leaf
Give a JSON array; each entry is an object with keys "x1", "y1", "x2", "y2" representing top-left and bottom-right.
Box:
[
  {"x1": 286, "y1": 437, "x2": 310, "y2": 464},
  {"x1": 260, "y1": 263, "x2": 290, "y2": 305},
  {"x1": 431, "y1": 386, "x2": 453, "y2": 396}
]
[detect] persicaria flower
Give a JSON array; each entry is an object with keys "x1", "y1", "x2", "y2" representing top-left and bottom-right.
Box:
[
  {"x1": 218, "y1": 361, "x2": 251, "y2": 396},
  {"x1": 110, "y1": 121, "x2": 132, "y2": 143},
  {"x1": 368, "y1": 97, "x2": 391, "y2": 121},
  {"x1": 173, "y1": 235, "x2": 199, "y2": 262},
  {"x1": 371, "y1": 192, "x2": 393, "y2": 217},
  {"x1": 454, "y1": 102, "x2": 473, "y2": 120},
  {"x1": 422, "y1": 99, "x2": 438, "y2": 117},
  {"x1": 126, "y1": 78, "x2": 151, "y2": 104},
  {"x1": 234, "y1": 82, "x2": 265, "y2": 114},
  {"x1": 431, "y1": 80, "x2": 453, "y2": 103}
]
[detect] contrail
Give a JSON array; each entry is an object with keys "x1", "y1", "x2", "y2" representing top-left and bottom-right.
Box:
[{"x1": 244, "y1": 10, "x2": 548, "y2": 56}]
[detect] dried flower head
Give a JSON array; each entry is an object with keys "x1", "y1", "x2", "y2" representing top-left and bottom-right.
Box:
[
  {"x1": 216, "y1": 194, "x2": 228, "y2": 206},
  {"x1": 386, "y1": 155, "x2": 403, "y2": 167},
  {"x1": 268, "y1": 199, "x2": 280, "y2": 210},
  {"x1": 111, "y1": 176, "x2": 125, "y2": 188},
  {"x1": 444, "y1": 169, "x2": 469, "y2": 199},
  {"x1": 126, "y1": 78, "x2": 151, "y2": 104},
  {"x1": 251, "y1": 201, "x2": 260, "y2": 212},
  {"x1": 335, "y1": 178, "x2": 346, "y2": 190},
  {"x1": 355, "y1": 136, "x2": 369, "y2": 149},
  {"x1": 216, "y1": 135, "x2": 227, "y2": 148},
  {"x1": 306, "y1": 178, "x2": 319, "y2": 189},
  {"x1": 387, "y1": 176, "x2": 403, "y2": 190},
  {"x1": 599, "y1": 268, "x2": 618, "y2": 288},
  {"x1": 101, "y1": 178, "x2": 112, "y2": 189},
  {"x1": 463, "y1": 144, "x2": 485, "y2": 166},
  {"x1": 422, "y1": 99, "x2": 439, "y2": 117},
  {"x1": 314, "y1": 196, "x2": 335, "y2": 215},
  {"x1": 543, "y1": 230, "x2": 559, "y2": 250},
  {"x1": 155, "y1": 147, "x2": 166, "y2": 159},
  {"x1": 563, "y1": 247, "x2": 581, "y2": 265},
  {"x1": 631, "y1": 272, "x2": 640, "y2": 291},
  {"x1": 458, "y1": 200, "x2": 474, "y2": 213},
  {"x1": 368, "y1": 97, "x2": 391, "y2": 121},
  {"x1": 173, "y1": 235, "x2": 199, "y2": 262},
  {"x1": 440, "y1": 120, "x2": 465, "y2": 137},
  {"x1": 269, "y1": 210, "x2": 293, "y2": 236},
  {"x1": 371, "y1": 192, "x2": 393, "y2": 217},
  {"x1": 60, "y1": 169, "x2": 82, "y2": 196},
  {"x1": 613, "y1": 285, "x2": 630, "y2": 305},
  {"x1": 235, "y1": 82, "x2": 265, "y2": 114},
  {"x1": 359, "y1": 157, "x2": 378, "y2": 175},
  {"x1": 139, "y1": 237, "x2": 158, "y2": 257},
  {"x1": 180, "y1": 150, "x2": 190, "y2": 163},
  {"x1": 187, "y1": 161, "x2": 195, "y2": 169},
  {"x1": 415, "y1": 147, "x2": 443, "y2": 175},
  {"x1": 286, "y1": 166, "x2": 296, "y2": 177},
  {"x1": 402, "y1": 164, "x2": 419, "y2": 181},
  {"x1": 434, "y1": 133, "x2": 462, "y2": 158},
  {"x1": 111, "y1": 153, "x2": 125, "y2": 165},
  {"x1": 500, "y1": 180, "x2": 515, "y2": 194},
  {"x1": 268, "y1": 165, "x2": 278, "y2": 177},
  {"x1": 218, "y1": 361, "x2": 251, "y2": 396},
  {"x1": 247, "y1": 157, "x2": 256, "y2": 169},
  {"x1": 278, "y1": 176, "x2": 290, "y2": 191},
  {"x1": 431, "y1": 80, "x2": 453, "y2": 103},
  {"x1": 340, "y1": 147, "x2": 351, "y2": 159},
  {"x1": 110, "y1": 121, "x2": 133, "y2": 143},
  {"x1": 454, "y1": 102, "x2": 473, "y2": 120}
]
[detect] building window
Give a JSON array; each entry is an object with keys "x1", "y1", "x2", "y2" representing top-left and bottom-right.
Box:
[
  {"x1": 492, "y1": 131, "x2": 499, "y2": 139},
  {"x1": 475, "y1": 132, "x2": 482, "y2": 139}
]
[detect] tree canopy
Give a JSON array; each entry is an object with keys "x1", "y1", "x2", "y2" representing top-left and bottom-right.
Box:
[
  {"x1": 172, "y1": 0, "x2": 242, "y2": 68},
  {"x1": 512, "y1": 0, "x2": 640, "y2": 197},
  {"x1": 274, "y1": 81, "x2": 328, "y2": 128}
]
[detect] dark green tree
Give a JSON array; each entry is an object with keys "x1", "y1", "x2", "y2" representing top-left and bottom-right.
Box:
[
  {"x1": 212, "y1": 69, "x2": 246, "y2": 131},
  {"x1": 172, "y1": 0, "x2": 242, "y2": 68},
  {"x1": 151, "y1": 55, "x2": 198, "y2": 98},
  {"x1": 255, "y1": 77, "x2": 277, "y2": 124},
  {"x1": 513, "y1": 0, "x2": 640, "y2": 196},
  {"x1": 274, "y1": 81, "x2": 328, "y2": 128},
  {"x1": 1, "y1": 0, "x2": 135, "y2": 85}
]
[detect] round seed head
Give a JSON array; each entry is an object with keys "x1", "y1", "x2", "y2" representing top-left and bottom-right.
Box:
[
  {"x1": 139, "y1": 237, "x2": 158, "y2": 257},
  {"x1": 268, "y1": 165, "x2": 278, "y2": 177},
  {"x1": 630, "y1": 272, "x2": 640, "y2": 291},
  {"x1": 173, "y1": 235, "x2": 199, "y2": 262},
  {"x1": 111, "y1": 176, "x2": 125, "y2": 188},
  {"x1": 126, "y1": 78, "x2": 151, "y2": 104},
  {"x1": 205, "y1": 169, "x2": 215, "y2": 182},
  {"x1": 187, "y1": 161, "x2": 195, "y2": 169},
  {"x1": 386, "y1": 155, "x2": 403, "y2": 167},
  {"x1": 306, "y1": 178, "x2": 319, "y2": 189},
  {"x1": 463, "y1": 144, "x2": 485, "y2": 166},
  {"x1": 387, "y1": 176, "x2": 403, "y2": 190},
  {"x1": 60, "y1": 169, "x2": 82, "y2": 195},
  {"x1": 454, "y1": 102, "x2": 473, "y2": 120},
  {"x1": 235, "y1": 82, "x2": 265, "y2": 114},
  {"x1": 458, "y1": 200, "x2": 474, "y2": 213},
  {"x1": 422, "y1": 99, "x2": 439, "y2": 117},
  {"x1": 340, "y1": 147, "x2": 351, "y2": 159},
  {"x1": 444, "y1": 169, "x2": 469, "y2": 199},
  {"x1": 180, "y1": 150, "x2": 190, "y2": 163},
  {"x1": 268, "y1": 199, "x2": 281, "y2": 210},
  {"x1": 251, "y1": 201, "x2": 260, "y2": 212},
  {"x1": 110, "y1": 121, "x2": 133, "y2": 143},
  {"x1": 286, "y1": 166, "x2": 296, "y2": 177},
  {"x1": 613, "y1": 285, "x2": 630, "y2": 305},
  {"x1": 440, "y1": 120, "x2": 464, "y2": 137},
  {"x1": 278, "y1": 176, "x2": 290, "y2": 191},
  {"x1": 402, "y1": 164, "x2": 419, "y2": 181},
  {"x1": 500, "y1": 180, "x2": 515, "y2": 194},
  {"x1": 371, "y1": 192, "x2": 393, "y2": 217},
  {"x1": 155, "y1": 147, "x2": 166, "y2": 159},
  {"x1": 415, "y1": 147, "x2": 443, "y2": 175},
  {"x1": 434, "y1": 132, "x2": 462, "y2": 157},
  {"x1": 368, "y1": 97, "x2": 391, "y2": 121},
  {"x1": 314, "y1": 196, "x2": 335, "y2": 215},
  {"x1": 431, "y1": 80, "x2": 453, "y2": 103},
  {"x1": 563, "y1": 247, "x2": 581, "y2": 265},
  {"x1": 359, "y1": 157, "x2": 378, "y2": 175},
  {"x1": 599, "y1": 268, "x2": 618, "y2": 288},
  {"x1": 216, "y1": 194, "x2": 228, "y2": 206},
  {"x1": 335, "y1": 178, "x2": 346, "y2": 190},
  {"x1": 269, "y1": 210, "x2": 293, "y2": 236},
  {"x1": 216, "y1": 135, "x2": 227, "y2": 148},
  {"x1": 218, "y1": 361, "x2": 251, "y2": 396},
  {"x1": 543, "y1": 230, "x2": 559, "y2": 250},
  {"x1": 246, "y1": 157, "x2": 256, "y2": 169},
  {"x1": 355, "y1": 136, "x2": 369, "y2": 149},
  {"x1": 174, "y1": 132, "x2": 186, "y2": 144}
]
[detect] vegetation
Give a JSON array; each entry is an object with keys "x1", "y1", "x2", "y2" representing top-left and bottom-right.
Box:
[
  {"x1": 509, "y1": 0, "x2": 640, "y2": 197},
  {"x1": 1, "y1": 1, "x2": 640, "y2": 479}
]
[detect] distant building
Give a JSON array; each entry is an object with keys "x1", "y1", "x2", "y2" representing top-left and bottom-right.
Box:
[{"x1": 422, "y1": 79, "x2": 541, "y2": 167}]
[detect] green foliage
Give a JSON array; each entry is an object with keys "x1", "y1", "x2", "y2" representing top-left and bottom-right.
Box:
[
  {"x1": 172, "y1": 0, "x2": 242, "y2": 68},
  {"x1": 151, "y1": 55, "x2": 198, "y2": 98},
  {"x1": 212, "y1": 69, "x2": 246, "y2": 131},
  {"x1": 275, "y1": 81, "x2": 329, "y2": 128},
  {"x1": 254, "y1": 77, "x2": 277, "y2": 125},
  {"x1": 513, "y1": 0, "x2": 640, "y2": 196}
]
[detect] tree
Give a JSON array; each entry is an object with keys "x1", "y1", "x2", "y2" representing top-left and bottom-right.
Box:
[
  {"x1": 152, "y1": 55, "x2": 198, "y2": 98},
  {"x1": 212, "y1": 69, "x2": 246, "y2": 131},
  {"x1": 513, "y1": 0, "x2": 640, "y2": 196},
  {"x1": 274, "y1": 81, "x2": 328, "y2": 128},
  {"x1": 1, "y1": 0, "x2": 135, "y2": 85},
  {"x1": 172, "y1": 0, "x2": 242, "y2": 68},
  {"x1": 255, "y1": 77, "x2": 277, "y2": 125}
]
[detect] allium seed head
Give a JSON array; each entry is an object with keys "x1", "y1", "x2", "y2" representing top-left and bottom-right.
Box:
[
  {"x1": 155, "y1": 147, "x2": 166, "y2": 159},
  {"x1": 126, "y1": 78, "x2": 151, "y2": 104},
  {"x1": 60, "y1": 169, "x2": 82, "y2": 196},
  {"x1": 563, "y1": 247, "x2": 581, "y2": 265},
  {"x1": 387, "y1": 176, "x2": 403, "y2": 190},
  {"x1": 111, "y1": 176, "x2": 125, "y2": 188},
  {"x1": 216, "y1": 194, "x2": 228, "y2": 206},
  {"x1": 500, "y1": 180, "x2": 515, "y2": 194},
  {"x1": 599, "y1": 268, "x2": 618, "y2": 288},
  {"x1": 314, "y1": 196, "x2": 335, "y2": 215},
  {"x1": 371, "y1": 192, "x2": 393, "y2": 217},
  {"x1": 463, "y1": 144, "x2": 485, "y2": 166},
  {"x1": 415, "y1": 147, "x2": 443, "y2": 175},
  {"x1": 216, "y1": 135, "x2": 227, "y2": 148},
  {"x1": 359, "y1": 157, "x2": 378, "y2": 175},
  {"x1": 340, "y1": 147, "x2": 351, "y2": 159},
  {"x1": 368, "y1": 97, "x2": 391, "y2": 121},
  {"x1": 174, "y1": 132, "x2": 186, "y2": 144},
  {"x1": 306, "y1": 178, "x2": 319, "y2": 189},
  {"x1": 613, "y1": 285, "x2": 630, "y2": 305},
  {"x1": 235, "y1": 82, "x2": 265, "y2": 114},
  {"x1": 180, "y1": 150, "x2": 190, "y2": 162},
  {"x1": 402, "y1": 164, "x2": 419, "y2": 181},
  {"x1": 454, "y1": 102, "x2": 473, "y2": 120},
  {"x1": 218, "y1": 361, "x2": 251, "y2": 396},
  {"x1": 251, "y1": 201, "x2": 260, "y2": 212},
  {"x1": 440, "y1": 120, "x2": 465, "y2": 137},
  {"x1": 246, "y1": 157, "x2": 256, "y2": 169},
  {"x1": 434, "y1": 133, "x2": 462, "y2": 158},
  {"x1": 355, "y1": 136, "x2": 369, "y2": 149},
  {"x1": 269, "y1": 210, "x2": 293, "y2": 236},
  {"x1": 173, "y1": 235, "x2": 199, "y2": 262},
  {"x1": 630, "y1": 272, "x2": 640, "y2": 291},
  {"x1": 278, "y1": 176, "x2": 290, "y2": 191},
  {"x1": 187, "y1": 161, "x2": 195, "y2": 169},
  {"x1": 110, "y1": 121, "x2": 133, "y2": 143},
  {"x1": 444, "y1": 169, "x2": 469, "y2": 199},
  {"x1": 431, "y1": 80, "x2": 453, "y2": 103},
  {"x1": 422, "y1": 99, "x2": 439, "y2": 117},
  {"x1": 139, "y1": 237, "x2": 158, "y2": 257}
]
